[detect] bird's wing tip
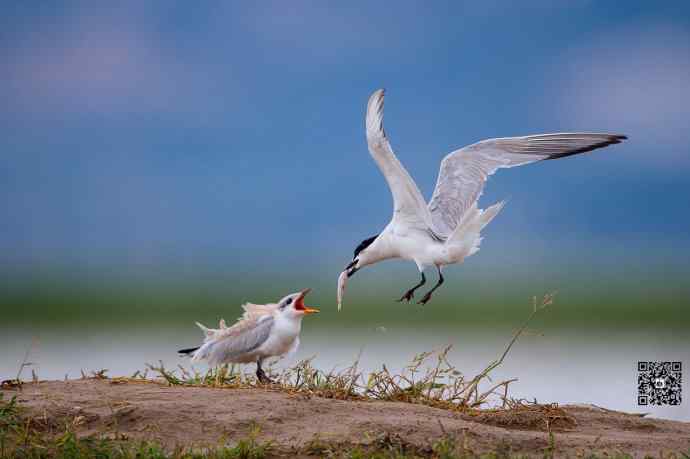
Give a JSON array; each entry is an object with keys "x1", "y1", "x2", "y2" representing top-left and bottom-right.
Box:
[
  {"x1": 368, "y1": 88, "x2": 385, "y2": 107},
  {"x1": 366, "y1": 89, "x2": 388, "y2": 139},
  {"x1": 604, "y1": 133, "x2": 628, "y2": 146}
]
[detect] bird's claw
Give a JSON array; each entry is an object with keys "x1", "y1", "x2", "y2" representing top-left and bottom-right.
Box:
[
  {"x1": 417, "y1": 293, "x2": 432, "y2": 305},
  {"x1": 397, "y1": 290, "x2": 415, "y2": 302},
  {"x1": 256, "y1": 369, "x2": 273, "y2": 384}
]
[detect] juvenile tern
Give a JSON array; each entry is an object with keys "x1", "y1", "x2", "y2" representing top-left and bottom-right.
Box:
[
  {"x1": 337, "y1": 89, "x2": 626, "y2": 308},
  {"x1": 179, "y1": 288, "x2": 319, "y2": 383}
]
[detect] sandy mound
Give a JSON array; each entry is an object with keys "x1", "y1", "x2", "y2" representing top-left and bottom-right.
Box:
[{"x1": 3, "y1": 379, "x2": 689, "y2": 457}]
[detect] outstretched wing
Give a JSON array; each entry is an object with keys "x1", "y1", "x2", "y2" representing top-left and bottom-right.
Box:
[
  {"x1": 192, "y1": 315, "x2": 274, "y2": 365},
  {"x1": 428, "y1": 133, "x2": 627, "y2": 235},
  {"x1": 366, "y1": 89, "x2": 435, "y2": 231}
]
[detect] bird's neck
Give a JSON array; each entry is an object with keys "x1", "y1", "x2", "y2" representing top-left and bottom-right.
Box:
[
  {"x1": 274, "y1": 314, "x2": 302, "y2": 336},
  {"x1": 360, "y1": 232, "x2": 396, "y2": 266}
]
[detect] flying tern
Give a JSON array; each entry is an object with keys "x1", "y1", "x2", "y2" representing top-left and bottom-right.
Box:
[
  {"x1": 337, "y1": 89, "x2": 626, "y2": 308},
  {"x1": 179, "y1": 288, "x2": 319, "y2": 383}
]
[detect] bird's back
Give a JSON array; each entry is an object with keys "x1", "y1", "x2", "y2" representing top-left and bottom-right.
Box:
[{"x1": 191, "y1": 312, "x2": 276, "y2": 365}]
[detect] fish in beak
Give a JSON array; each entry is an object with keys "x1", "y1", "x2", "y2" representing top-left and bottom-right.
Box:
[
  {"x1": 337, "y1": 270, "x2": 347, "y2": 311},
  {"x1": 295, "y1": 288, "x2": 319, "y2": 314},
  {"x1": 337, "y1": 259, "x2": 361, "y2": 311}
]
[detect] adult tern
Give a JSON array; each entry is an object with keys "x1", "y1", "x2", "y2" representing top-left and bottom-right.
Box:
[
  {"x1": 337, "y1": 89, "x2": 626, "y2": 308},
  {"x1": 179, "y1": 289, "x2": 319, "y2": 383}
]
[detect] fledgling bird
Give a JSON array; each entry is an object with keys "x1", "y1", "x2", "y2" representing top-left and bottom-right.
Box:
[
  {"x1": 337, "y1": 89, "x2": 627, "y2": 308},
  {"x1": 178, "y1": 288, "x2": 319, "y2": 383}
]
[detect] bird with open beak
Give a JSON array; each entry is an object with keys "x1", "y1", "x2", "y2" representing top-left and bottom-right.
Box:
[{"x1": 178, "y1": 289, "x2": 319, "y2": 383}]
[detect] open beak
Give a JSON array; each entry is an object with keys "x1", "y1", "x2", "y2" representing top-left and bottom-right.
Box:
[{"x1": 295, "y1": 288, "x2": 319, "y2": 314}]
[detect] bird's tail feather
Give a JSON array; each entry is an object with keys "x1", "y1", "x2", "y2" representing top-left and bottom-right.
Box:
[
  {"x1": 178, "y1": 343, "x2": 214, "y2": 363},
  {"x1": 447, "y1": 201, "x2": 505, "y2": 257},
  {"x1": 478, "y1": 201, "x2": 505, "y2": 230},
  {"x1": 466, "y1": 201, "x2": 505, "y2": 256},
  {"x1": 451, "y1": 201, "x2": 505, "y2": 238},
  {"x1": 178, "y1": 346, "x2": 200, "y2": 356}
]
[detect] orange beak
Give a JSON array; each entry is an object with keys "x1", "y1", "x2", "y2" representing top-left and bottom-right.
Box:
[{"x1": 295, "y1": 288, "x2": 319, "y2": 314}]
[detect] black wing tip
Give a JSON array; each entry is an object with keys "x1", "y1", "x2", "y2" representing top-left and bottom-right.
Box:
[
  {"x1": 178, "y1": 347, "x2": 199, "y2": 356},
  {"x1": 545, "y1": 134, "x2": 628, "y2": 160},
  {"x1": 601, "y1": 133, "x2": 628, "y2": 147}
]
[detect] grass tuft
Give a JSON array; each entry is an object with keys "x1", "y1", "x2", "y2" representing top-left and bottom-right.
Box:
[
  {"x1": 3, "y1": 294, "x2": 661, "y2": 458},
  {"x1": 141, "y1": 294, "x2": 557, "y2": 413},
  {"x1": 0, "y1": 392, "x2": 273, "y2": 458},
  {"x1": 0, "y1": 393, "x2": 681, "y2": 458}
]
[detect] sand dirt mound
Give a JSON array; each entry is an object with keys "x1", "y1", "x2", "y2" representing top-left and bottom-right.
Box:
[{"x1": 3, "y1": 379, "x2": 689, "y2": 457}]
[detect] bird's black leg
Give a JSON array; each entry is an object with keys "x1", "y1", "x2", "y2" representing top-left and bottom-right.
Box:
[
  {"x1": 397, "y1": 272, "x2": 426, "y2": 302},
  {"x1": 256, "y1": 359, "x2": 272, "y2": 384},
  {"x1": 418, "y1": 267, "x2": 444, "y2": 305}
]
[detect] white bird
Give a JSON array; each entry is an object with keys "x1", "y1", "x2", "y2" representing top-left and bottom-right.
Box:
[
  {"x1": 178, "y1": 288, "x2": 319, "y2": 383},
  {"x1": 337, "y1": 89, "x2": 627, "y2": 308}
]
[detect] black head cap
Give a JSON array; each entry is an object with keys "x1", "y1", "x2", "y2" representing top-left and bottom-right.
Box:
[{"x1": 353, "y1": 234, "x2": 378, "y2": 259}]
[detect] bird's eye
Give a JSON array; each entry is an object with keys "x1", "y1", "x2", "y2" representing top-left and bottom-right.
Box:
[{"x1": 280, "y1": 298, "x2": 292, "y2": 310}]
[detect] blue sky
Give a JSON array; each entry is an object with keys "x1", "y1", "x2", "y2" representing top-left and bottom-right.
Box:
[{"x1": 1, "y1": 1, "x2": 689, "y2": 276}]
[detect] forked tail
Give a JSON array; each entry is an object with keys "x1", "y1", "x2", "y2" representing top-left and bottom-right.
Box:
[
  {"x1": 448, "y1": 201, "x2": 505, "y2": 257},
  {"x1": 477, "y1": 201, "x2": 505, "y2": 231}
]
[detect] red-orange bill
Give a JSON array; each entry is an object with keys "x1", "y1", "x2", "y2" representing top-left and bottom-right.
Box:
[{"x1": 296, "y1": 288, "x2": 319, "y2": 314}]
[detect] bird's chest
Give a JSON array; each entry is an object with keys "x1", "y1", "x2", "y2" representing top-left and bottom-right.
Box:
[
  {"x1": 261, "y1": 317, "x2": 300, "y2": 355},
  {"x1": 388, "y1": 229, "x2": 442, "y2": 262}
]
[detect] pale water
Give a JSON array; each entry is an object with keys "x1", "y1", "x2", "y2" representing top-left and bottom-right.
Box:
[{"x1": 2, "y1": 326, "x2": 687, "y2": 422}]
